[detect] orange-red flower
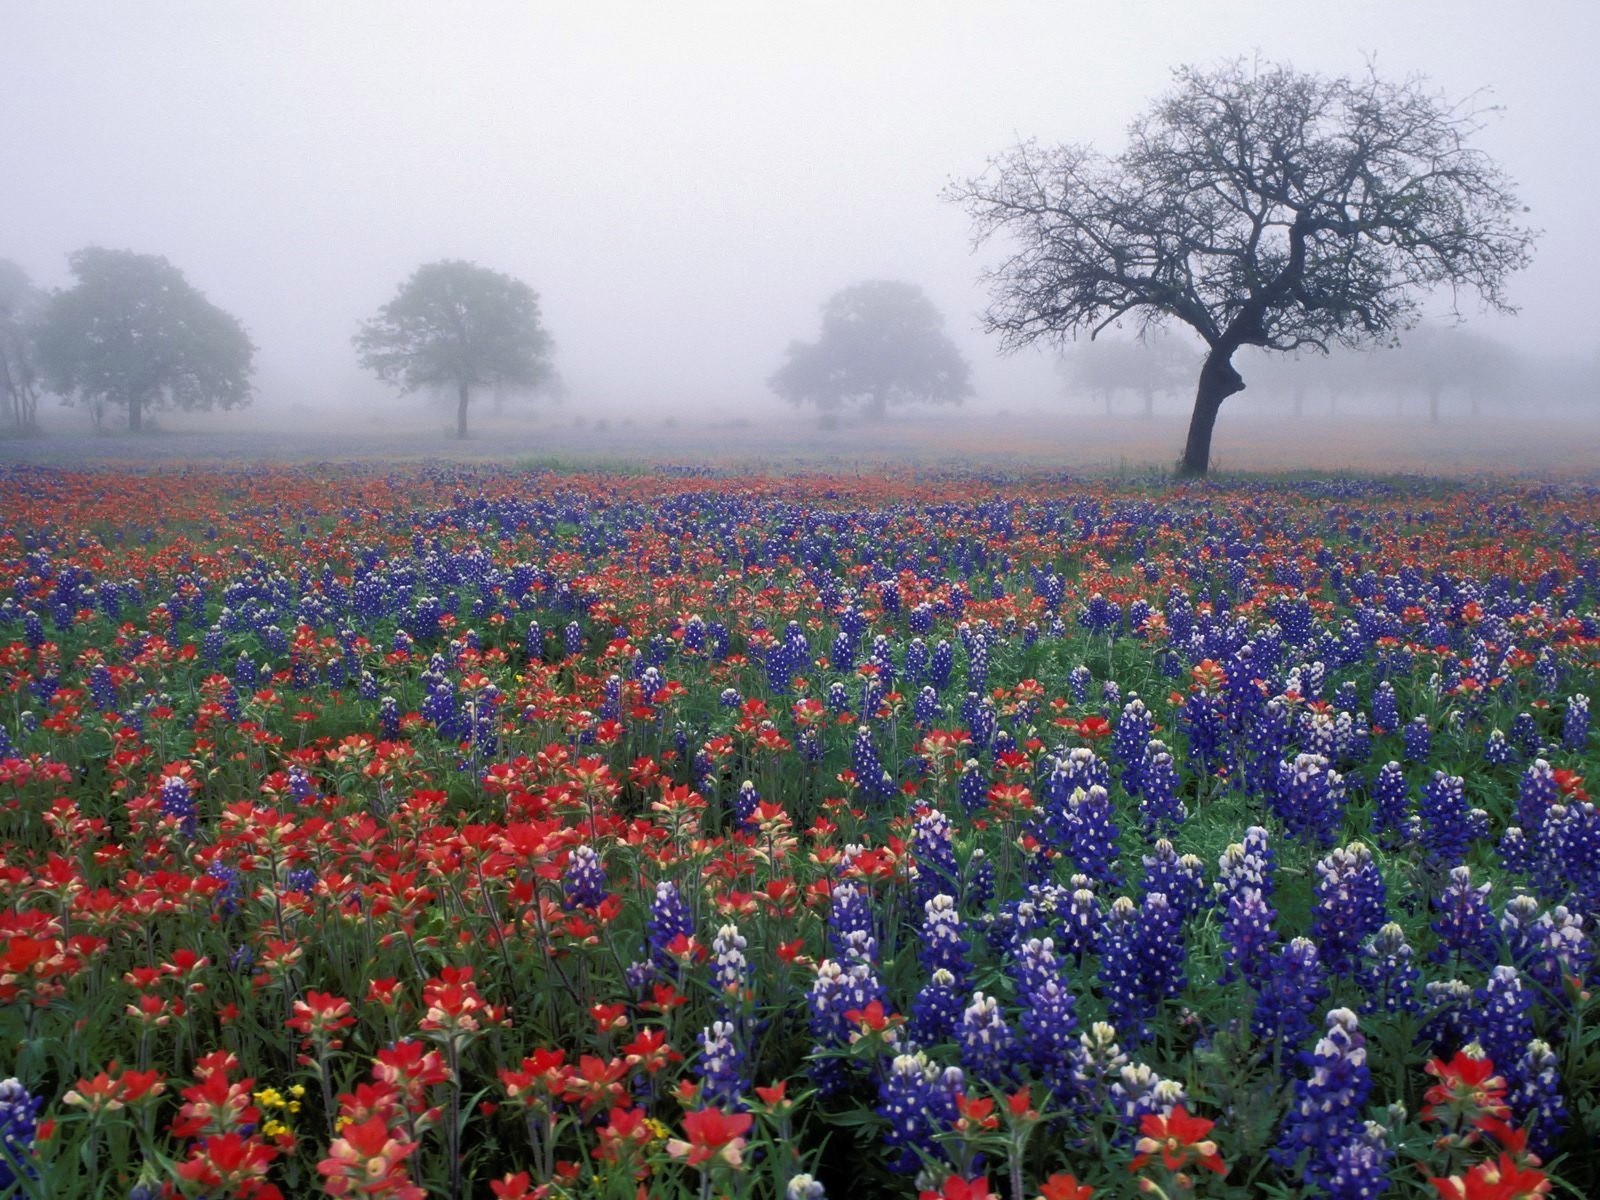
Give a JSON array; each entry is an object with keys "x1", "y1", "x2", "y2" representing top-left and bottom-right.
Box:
[
  {"x1": 1130, "y1": 1105, "x2": 1227, "y2": 1177},
  {"x1": 1423, "y1": 1050, "x2": 1511, "y2": 1128},
  {"x1": 1036, "y1": 1174, "x2": 1093, "y2": 1200},
  {"x1": 1429, "y1": 1152, "x2": 1551, "y2": 1200},
  {"x1": 919, "y1": 1175, "x2": 997, "y2": 1200},
  {"x1": 315, "y1": 1114, "x2": 423, "y2": 1199},
  {"x1": 664, "y1": 1106, "x2": 754, "y2": 1168}
]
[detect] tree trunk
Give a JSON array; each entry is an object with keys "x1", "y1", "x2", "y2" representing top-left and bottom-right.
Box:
[
  {"x1": 457, "y1": 383, "x2": 470, "y2": 439},
  {"x1": 129, "y1": 393, "x2": 143, "y2": 433},
  {"x1": 1177, "y1": 349, "x2": 1245, "y2": 478}
]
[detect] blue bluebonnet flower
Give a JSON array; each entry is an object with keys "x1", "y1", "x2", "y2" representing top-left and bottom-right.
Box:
[
  {"x1": 1218, "y1": 826, "x2": 1277, "y2": 901},
  {"x1": 697, "y1": 1019, "x2": 749, "y2": 1108},
  {"x1": 1141, "y1": 841, "x2": 1206, "y2": 922},
  {"x1": 1068, "y1": 665, "x2": 1091, "y2": 704},
  {"x1": 1067, "y1": 1021, "x2": 1127, "y2": 1115},
  {"x1": 911, "y1": 809, "x2": 960, "y2": 908},
  {"x1": 0, "y1": 1077, "x2": 42, "y2": 1190},
  {"x1": 1253, "y1": 937, "x2": 1329, "y2": 1059},
  {"x1": 1419, "y1": 772, "x2": 1473, "y2": 866},
  {"x1": 1356, "y1": 923, "x2": 1420, "y2": 1016},
  {"x1": 1402, "y1": 715, "x2": 1432, "y2": 762},
  {"x1": 1472, "y1": 966, "x2": 1534, "y2": 1084},
  {"x1": 1063, "y1": 784, "x2": 1121, "y2": 885},
  {"x1": 1137, "y1": 741, "x2": 1185, "y2": 832},
  {"x1": 1311, "y1": 843, "x2": 1389, "y2": 976},
  {"x1": 1501, "y1": 898, "x2": 1591, "y2": 991},
  {"x1": 965, "y1": 850, "x2": 995, "y2": 912},
  {"x1": 158, "y1": 775, "x2": 198, "y2": 840},
  {"x1": 1514, "y1": 759, "x2": 1559, "y2": 831},
  {"x1": 378, "y1": 695, "x2": 400, "y2": 741},
  {"x1": 646, "y1": 880, "x2": 693, "y2": 969},
  {"x1": 918, "y1": 894, "x2": 971, "y2": 984},
  {"x1": 1321, "y1": 1120, "x2": 1393, "y2": 1200},
  {"x1": 958, "y1": 991, "x2": 1016, "y2": 1086},
  {"x1": 957, "y1": 759, "x2": 987, "y2": 814},
  {"x1": 1429, "y1": 866, "x2": 1497, "y2": 968},
  {"x1": 1011, "y1": 937, "x2": 1078, "y2": 1098},
  {"x1": 851, "y1": 725, "x2": 895, "y2": 801},
  {"x1": 914, "y1": 686, "x2": 940, "y2": 727},
  {"x1": 1113, "y1": 697, "x2": 1154, "y2": 794},
  {"x1": 1371, "y1": 681, "x2": 1400, "y2": 733},
  {"x1": 910, "y1": 968, "x2": 964, "y2": 1045},
  {"x1": 1418, "y1": 979, "x2": 1475, "y2": 1056},
  {"x1": 206, "y1": 862, "x2": 242, "y2": 917},
  {"x1": 1510, "y1": 711, "x2": 1541, "y2": 757},
  {"x1": 807, "y1": 955, "x2": 887, "y2": 1095},
  {"x1": 1274, "y1": 1009, "x2": 1372, "y2": 1192},
  {"x1": 876, "y1": 1053, "x2": 962, "y2": 1174},
  {"x1": 1511, "y1": 1039, "x2": 1566, "y2": 1159},
  {"x1": 1367, "y1": 761, "x2": 1410, "y2": 843},
  {"x1": 1058, "y1": 887, "x2": 1101, "y2": 962},
  {"x1": 1221, "y1": 886, "x2": 1279, "y2": 987},
  {"x1": 1180, "y1": 689, "x2": 1228, "y2": 779},
  {"x1": 711, "y1": 923, "x2": 751, "y2": 1005},
  {"x1": 828, "y1": 882, "x2": 877, "y2": 960},
  {"x1": 1098, "y1": 896, "x2": 1146, "y2": 1042},
  {"x1": 1110, "y1": 1062, "x2": 1186, "y2": 1133},
  {"x1": 1273, "y1": 754, "x2": 1346, "y2": 848},
  {"x1": 1563, "y1": 694, "x2": 1590, "y2": 752},
  {"x1": 1483, "y1": 728, "x2": 1513, "y2": 766}
]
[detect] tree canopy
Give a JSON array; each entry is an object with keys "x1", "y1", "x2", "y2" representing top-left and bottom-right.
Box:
[
  {"x1": 0, "y1": 260, "x2": 44, "y2": 432},
  {"x1": 951, "y1": 59, "x2": 1536, "y2": 475},
  {"x1": 34, "y1": 248, "x2": 254, "y2": 433},
  {"x1": 354, "y1": 260, "x2": 556, "y2": 439},
  {"x1": 769, "y1": 280, "x2": 973, "y2": 420}
]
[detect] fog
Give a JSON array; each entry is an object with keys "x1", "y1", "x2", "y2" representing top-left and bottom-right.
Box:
[{"x1": 2, "y1": 1, "x2": 1597, "y2": 452}]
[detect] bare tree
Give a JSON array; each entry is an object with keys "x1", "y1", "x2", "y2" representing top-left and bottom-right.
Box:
[{"x1": 950, "y1": 59, "x2": 1536, "y2": 475}]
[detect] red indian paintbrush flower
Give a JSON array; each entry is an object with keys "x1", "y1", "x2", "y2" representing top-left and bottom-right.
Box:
[
  {"x1": 1130, "y1": 1105, "x2": 1227, "y2": 1177},
  {"x1": 1429, "y1": 1152, "x2": 1552, "y2": 1200},
  {"x1": 664, "y1": 1106, "x2": 754, "y2": 1168}
]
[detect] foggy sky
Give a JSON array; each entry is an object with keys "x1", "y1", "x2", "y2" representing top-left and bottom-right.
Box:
[{"x1": 3, "y1": 1, "x2": 1597, "y2": 419}]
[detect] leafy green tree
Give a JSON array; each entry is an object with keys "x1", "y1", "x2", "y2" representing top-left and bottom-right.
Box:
[
  {"x1": 952, "y1": 60, "x2": 1536, "y2": 475},
  {"x1": 0, "y1": 260, "x2": 44, "y2": 432},
  {"x1": 35, "y1": 248, "x2": 254, "y2": 433},
  {"x1": 769, "y1": 280, "x2": 973, "y2": 420},
  {"x1": 354, "y1": 260, "x2": 556, "y2": 439}
]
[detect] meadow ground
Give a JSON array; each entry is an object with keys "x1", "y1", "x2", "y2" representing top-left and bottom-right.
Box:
[{"x1": 0, "y1": 427, "x2": 1596, "y2": 1200}]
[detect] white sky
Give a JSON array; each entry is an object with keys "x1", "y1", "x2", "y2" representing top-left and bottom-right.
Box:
[{"x1": 3, "y1": 1, "x2": 1596, "y2": 415}]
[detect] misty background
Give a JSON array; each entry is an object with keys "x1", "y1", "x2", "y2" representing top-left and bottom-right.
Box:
[{"x1": 2, "y1": 1, "x2": 1597, "y2": 454}]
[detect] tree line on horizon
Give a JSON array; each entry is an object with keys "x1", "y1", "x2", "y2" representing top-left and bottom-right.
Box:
[{"x1": 0, "y1": 59, "x2": 1540, "y2": 474}]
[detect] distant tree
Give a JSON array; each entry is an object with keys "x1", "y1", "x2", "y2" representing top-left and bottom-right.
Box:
[
  {"x1": 354, "y1": 260, "x2": 556, "y2": 439},
  {"x1": 769, "y1": 280, "x2": 973, "y2": 420},
  {"x1": 1371, "y1": 325, "x2": 1520, "y2": 421},
  {"x1": 33, "y1": 248, "x2": 254, "y2": 433},
  {"x1": 0, "y1": 260, "x2": 44, "y2": 432},
  {"x1": 1059, "y1": 330, "x2": 1192, "y2": 417},
  {"x1": 951, "y1": 59, "x2": 1536, "y2": 475}
]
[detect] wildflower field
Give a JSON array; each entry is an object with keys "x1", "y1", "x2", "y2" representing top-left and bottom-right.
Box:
[{"x1": 0, "y1": 463, "x2": 1596, "y2": 1200}]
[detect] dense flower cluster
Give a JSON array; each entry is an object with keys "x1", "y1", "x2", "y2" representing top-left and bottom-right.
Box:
[{"x1": 0, "y1": 466, "x2": 1593, "y2": 1198}]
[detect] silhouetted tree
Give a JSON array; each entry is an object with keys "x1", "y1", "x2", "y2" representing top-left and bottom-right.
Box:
[
  {"x1": 951, "y1": 60, "x2": 1536, "y2": 475},
  {"x1": 769, "y1": 280, "x2": 972, "y2": 420},
  {"x1": 354, "y1": 260, "x2": 556, "y2": 439},
  {"x1": 35, "y1": 248, "x2": 254, "y2": 433},
  {"x1": 0, "y1": 260, "x2": 43, "y2": 432}
]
